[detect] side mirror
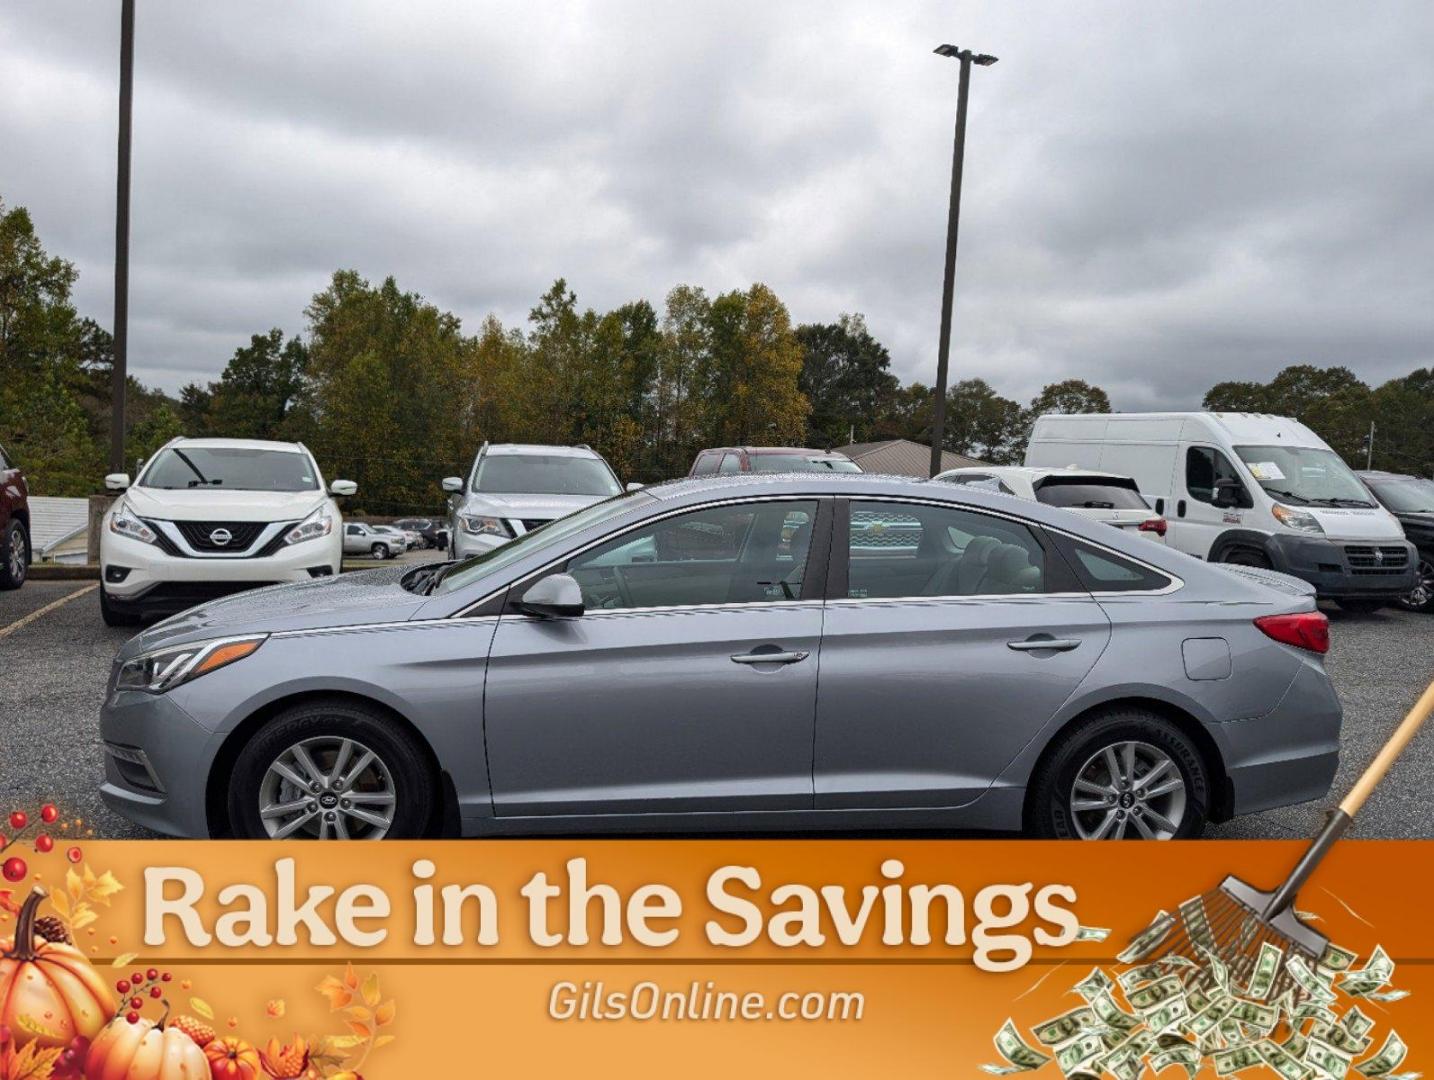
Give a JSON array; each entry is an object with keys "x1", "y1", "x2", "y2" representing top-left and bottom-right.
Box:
[
  {"x1": 625, "y1": 482, "x2": 644, "y2": 492},
  {"x1": 330, "y1": 479, "x2": 357, "y2": 496},
  {"x1": 442, "y1": 477, "x2": 464, "y2": 493},
  {"x1": 517, "y1": 573, "x2": 584, "y2": 619},
  {"x1": 104, "y1": 473, "x2": 130, "y2": 491},
  {"x1": 1213, "y1": 478, "x2": 1244, "y2": 509}
]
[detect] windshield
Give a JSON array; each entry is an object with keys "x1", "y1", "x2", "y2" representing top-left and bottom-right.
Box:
[
  {"x1": 140, "y1": 447, "x2": 318, "y2": 492},
  {"x1": 1233, "y1": 445, "x2": 1374, "y2": 507},
  {"x1": 431, "y1": 490, "x2": 651, "y2": 595},
  {"x1": 748, "y1": 454, "x2": 862, "y2": 474},
  {"x1": 1367, "y1": 476, "x2": 1434, "y2": 513},
  {"x1": 1034, "y1": 477, "x2": 1149, "y2": 510},
  {"x1": 473, "y1": 454, "x2": 620, "y2": 496}
]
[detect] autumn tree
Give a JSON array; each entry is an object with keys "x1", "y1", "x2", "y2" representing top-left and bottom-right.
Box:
[{"x1": 796, "y1": 314, "x2": 899, "y2": 449}]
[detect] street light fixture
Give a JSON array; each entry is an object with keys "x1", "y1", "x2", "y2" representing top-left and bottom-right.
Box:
[{"x1": 928, "y1": 43, "x2": 997, "y2": 477}]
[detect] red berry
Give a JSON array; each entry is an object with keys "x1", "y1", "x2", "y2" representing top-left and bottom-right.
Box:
[
  {"x1": 161, "y1": 972, "x2": 172, "y2": 982},
  {"x1": 116, "y1": 980, "x2": 130, "y2": 994},
  {"x1": 149, "y1": 986, "x2": 162, "y2": 998},
  {"x1": 2, "y1": 857, "x2": 26, "y2": 882},
  {"x1": 66, "y1": 846, "x2": 82, "y2": 864},
  {"x1": 131, "y1": 972, "x2": 143, "y2": 985},
  {"x1": 35, "y1": 834, "x2": 54, "y2": 853},
  {"x1": 41, "y1": 805, "x2": 59, "y2": 824},
  {"x1": 129, "y1": 997, "x2": 143, "y2": 1010},
  {"x1": 146, "y1": 967, "x2": 159, "y2": 981},
  {"x1": 126, "y1": 1012, "x2": 139, "y2": 1024},
  {"x1": 8, "y1": 811, "x2": 26, "y2": 831}
]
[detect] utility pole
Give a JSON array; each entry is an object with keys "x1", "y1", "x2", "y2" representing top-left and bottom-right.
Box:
[
  {"x1": 1366, "y1": 420, "x2": 1376, "y2": 470},
  {"x1": 928, "y1": 44, "x2": 997, "y2": 478},
  {"x1": 111, "y1": 0, "x2": 135, "y2": 472}
]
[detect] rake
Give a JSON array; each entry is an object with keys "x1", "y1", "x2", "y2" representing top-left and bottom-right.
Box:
[{"x1": 1137, "y1": 677, "x2": 1434, "y2": 1003}]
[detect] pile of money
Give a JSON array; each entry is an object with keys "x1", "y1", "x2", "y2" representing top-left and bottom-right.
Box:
[{"x1": 982, "y1": 904, "x2": 1415, "y2": 1079}]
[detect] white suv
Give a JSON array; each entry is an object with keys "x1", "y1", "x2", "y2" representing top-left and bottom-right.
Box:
[
  {"x1": 99, "y1": 437, "x2": 355, "y2": 626},
  {"x1": 934, "y1": 465, "x2": 1169, "y2": 543}
]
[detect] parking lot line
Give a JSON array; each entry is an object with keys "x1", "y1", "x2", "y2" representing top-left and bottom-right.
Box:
[{"x1": 0, "y1": 583, "x2": 98, "y2": 640}]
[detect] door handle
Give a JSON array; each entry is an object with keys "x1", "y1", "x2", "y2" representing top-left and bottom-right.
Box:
[
  {"x1": 1007, "y1": 638, "x2": 1081, "y2": 652},
  {"x1": 731, "y1": 650, "x2": 809, "y2": 665}
]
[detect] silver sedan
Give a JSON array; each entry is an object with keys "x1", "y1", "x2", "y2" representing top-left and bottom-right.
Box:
[{"x1": 99, "y1": 474, "x2": 1341, "y2": 840}]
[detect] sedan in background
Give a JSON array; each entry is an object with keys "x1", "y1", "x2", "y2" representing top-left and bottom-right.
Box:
[
  {"x1": 1358, "y1": 470, "x2": 1434, "y2": 612},
  {"x1": 936, "y1": 465, "x2": 1168, "y2": 544},
  {"x1": 100, "y1": 473, "x2": 1340, "y2": 842}
]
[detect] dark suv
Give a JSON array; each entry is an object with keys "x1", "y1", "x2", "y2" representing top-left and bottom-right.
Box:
[
  {"x1": 0, "y1": 441, "x2": 31, "y2": 589},
  {"x1": 689, "y1": 446, "x2": 862, "y2": 476},
  {"x1": 1358, "y1": 470, "x2": 1434, "y2": 612}
]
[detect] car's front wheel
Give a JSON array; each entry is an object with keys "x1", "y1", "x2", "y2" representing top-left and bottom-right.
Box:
[
  {"x1": 1396, "y1": 558, "x2": 1434, "y2": 613},
  {"x1": 370, "y1": 542, "x2": 388, "y2": 560},
  {"x1": 228, "y1": 699, "x2": 435, "y2": 839},
  {"x1": 1027, "y1": 707, "x2": 1208, "y2": 839},
  {"x1": 0, "y1": 519, "x2": 28, "y2": 589}
]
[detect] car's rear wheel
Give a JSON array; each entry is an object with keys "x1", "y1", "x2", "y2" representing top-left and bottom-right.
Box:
[
  {"x1": 1396, "y1": 559, "x2": 1434, "y2": 613},
  {"x1": 0, "y1": 520, "x2": 28, "y2": 589},
  {"x1": 370, "y1": 543, "x2": 388, "y2": 560},
  {"x1": 1028, "y1": 707, "x2": 1209, "y2": 839},
  {"x1": 99, "y1": 584, "x2": 141, "y2": 626},
  {"x1": 228, "y1": 699, "x2": 435, "y2": 839}
]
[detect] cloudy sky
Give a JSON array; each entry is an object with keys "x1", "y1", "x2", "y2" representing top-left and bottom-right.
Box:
[{"x1": 3, "y1": 1, "x2": 1432, "y2": 408}]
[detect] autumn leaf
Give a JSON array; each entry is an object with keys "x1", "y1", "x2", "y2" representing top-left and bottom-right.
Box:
[
  {"x1": 266, "y1": 999, "x2": 286, "y2": 1019},
  {"x1": 47, "y1": 891, "x2": 69, "y2": 920},
  {"x1": 374, "y1": 1000, "x2": 396, "y2": 1027},
  {"x1": 190, "y1": 997, "x2": 215, "y2": 1020},
  {"x1": 322, "y1": 1035, "x2": 366, "y2": 1052},
  {"x1": 342, "y1": 962, "x2": 359, "y2": 990},
  {"x1": 65, "y1": 868, "x2": 83, "y2": 904},
  {"x1": 315, "y1": 975, "x2": 353, "y2": 1010},
  {"x1": 373, "y1": 1034, "x2": 396, "y2": 1049},
  {"x1": 86, "y1": 869, "x2": 124, "y2": 905},
  {"x1": 110, "y1": 952, "x2": 138, "y2": 968},
  {"x1": 345, "y1": 1020, "x2": 372, "y2": 1040},
  {"x1": 2, "y1": 1041, "x2": 65, "y2": 1080},
  {"x1": 360, "y1": 972, "x2": 381, "y2": 1007},
  {"x1": 343, "y1": 1006, "x2": 371, "y2": 1025}
]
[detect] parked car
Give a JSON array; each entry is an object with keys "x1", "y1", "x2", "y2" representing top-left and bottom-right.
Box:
[
  {"x1": 372, "y1": 524, "x2": 416, "y2": 551},
  {"x1": 935, "y1": 465, "x2": 1168, "y2": 543},
  {"x1": 343, "y1": 522, "x2": 405, "y2": 560},
  {"x1": 100, "y1": 472, "x2": 1340, "y2": 842},
  {"x1": 392, "y1": 517, "x2": 444, "y2": 549},
  {"x1": 0, "y1": 441, "x2": 30, "y2": 590},
  {"x1": 1357, "y1": 470, "x2": 1434, "y2": 613},
  {"x1": 689, "y1": 446, "x2": 862, "y2": 476},
  {"x1": 442, "y1": 443, "x2": 626, "y2": 559},
  {"x1": 98, "y1": 438, "x2": 354, "y2": 626},
  {"x1": 1026, "y1": 412, "x2": 1416, "y2": 612}
]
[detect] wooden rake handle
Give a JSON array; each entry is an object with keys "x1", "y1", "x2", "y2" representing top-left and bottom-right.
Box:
[{"x1": 1339, "y1": 676, "x2": 1434, "y2": 818}]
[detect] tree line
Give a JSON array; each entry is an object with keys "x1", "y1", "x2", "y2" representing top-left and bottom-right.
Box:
[{"x1": 3, "y1": 195, "x2": 1431, "y2": 515}]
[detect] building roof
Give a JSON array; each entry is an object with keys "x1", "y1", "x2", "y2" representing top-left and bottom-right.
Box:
[
  {"x1": 837, "y1": 439, "x2": 985, "y2": 478},
  {"x1": 28, "y1": 496, "x2": 90, "y2": 557}
]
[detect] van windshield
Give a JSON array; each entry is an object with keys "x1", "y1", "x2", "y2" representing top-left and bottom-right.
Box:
[{"x1": 1233, "y1": 446, "x2": 1374, "y2": 508}]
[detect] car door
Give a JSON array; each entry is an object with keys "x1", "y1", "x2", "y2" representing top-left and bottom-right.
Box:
[
  {"x1": 342, "y1": 523, "x2": 365, "y2": 555},
  {"x1": 814, "y1": 498, "x2": 1111, "y2": 810},
  {"x1": 483, "y1": 497, "x2": 829, "y2": 816},
  {"x1": 1172, "y1": 445, "x2": 1254, "y2": 559}
]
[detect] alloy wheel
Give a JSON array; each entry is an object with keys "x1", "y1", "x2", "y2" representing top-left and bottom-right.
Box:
[
  {"x1": 1400, "y1": 559, "x2": 1434, "y2": 611},
  {"x1": 8, "y1": 529, "x2": 24, "y2": 582},
  {"x1": 1068, "y1": 740, "x2": 1187, "y2": 840},
  {"x1": 257, "y1": 736, "x2": 397, "y2": 839}
]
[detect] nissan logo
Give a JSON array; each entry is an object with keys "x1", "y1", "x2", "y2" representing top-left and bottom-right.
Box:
[{"x1": 209, "y1": 528, "x2": 233, "y2": 547}]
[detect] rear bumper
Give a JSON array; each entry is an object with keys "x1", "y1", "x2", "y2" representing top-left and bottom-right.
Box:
[{"x1": 1262, "y1": 534, "x2": 1417, "y2": 599}]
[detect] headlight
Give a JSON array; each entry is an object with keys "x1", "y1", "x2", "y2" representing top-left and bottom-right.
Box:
[
  {"x1": 109, "y1": 501, "x2": 157, "y2": 545},
  {"x1": 284, "y1": 507, "x2": 333, "y2": 546},
  {"x1": 115, "y1": 635, "x2": 266, "y2": 694},
  {"x1": 1272, "y1": 504, "x2": 1323, "y2": 534},
  {"x1": 461, "y1": 515, "x2": 511, "y2": 537}
]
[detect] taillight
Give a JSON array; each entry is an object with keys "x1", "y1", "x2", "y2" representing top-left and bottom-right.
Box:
[
  {"x1": 1255, "y1": 612, "x2": 1330, "y2": 654},
  {"x1": 1138, "y1": 517, "x2": 1168, "y2": 537}
]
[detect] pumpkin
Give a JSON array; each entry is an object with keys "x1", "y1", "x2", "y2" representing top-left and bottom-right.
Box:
[
  {"x1": 204, "y1": 1036, "x2": 261, "y2": 1080},
  {"x1": 85, "y1": 1014, "x2": 208, "y2": 1080},
  {"x1": 0, "y1": 887, "x2": 115, "y2": 1049}
]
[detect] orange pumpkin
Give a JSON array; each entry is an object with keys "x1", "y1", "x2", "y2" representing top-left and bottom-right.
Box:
[
  {"x1": 85, "y1": 1014, "x2": 208, "y2": 1080},
  {"x1": 204, "y1": 1036, "x2": 261, "y2": 1080},
  {"x1": 0, "y1": 888, "x2": 115, "y2": 1049}
]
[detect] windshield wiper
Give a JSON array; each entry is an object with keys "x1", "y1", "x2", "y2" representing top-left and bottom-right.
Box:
[
  {"x1": 1262, "y1": 487, "x2": 1309, "y2": 504},
  {"x1": 186, "y1": 478, "x2": 224, "y2": 487}
]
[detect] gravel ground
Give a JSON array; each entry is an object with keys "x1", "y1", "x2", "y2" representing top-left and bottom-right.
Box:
[{"x1": 1, "y1": 573, "x2": 1431, "y2": 840}]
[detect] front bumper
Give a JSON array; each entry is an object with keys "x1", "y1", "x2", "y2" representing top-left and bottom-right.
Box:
[
  {"x1": 452, "y1": 530, "x2": 512, "y2": 558},
  {"x1": 1262, "y1": 534, "x2": 1418, "y2": 599},
  {"x1": 99, "y1": 689, "x2": 222, "y2": 838}
]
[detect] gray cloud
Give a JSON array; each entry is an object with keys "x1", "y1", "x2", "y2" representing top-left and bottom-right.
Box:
[{"x1": 2, "y1": 0, "x2": 1431, "y2": 408}]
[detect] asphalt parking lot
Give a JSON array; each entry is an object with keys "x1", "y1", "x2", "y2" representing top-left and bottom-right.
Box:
[{"x1": 1, "y1": 570, "x2": 1431, "y2": 840}]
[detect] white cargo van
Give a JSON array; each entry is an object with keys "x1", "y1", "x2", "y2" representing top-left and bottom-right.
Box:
[{"x1": 1025, "y1": 412, "x2": 1416, "y2": 611}]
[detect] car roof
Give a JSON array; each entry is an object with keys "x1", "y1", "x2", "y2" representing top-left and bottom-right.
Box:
[
  {"x1": 701, "y1": 446, "x2": 851, "y2": 458},
  {"x1": 944, "y1": 465, "x2": 1133, "y2": 482},
  {"x1": 166, "y1": 437, "x2": 307, "y2": 453},
  {"x1": 484, "y1": 443, "x2": 600, "y2": 458}
]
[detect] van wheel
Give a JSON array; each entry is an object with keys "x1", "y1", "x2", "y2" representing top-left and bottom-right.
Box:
[
  {"x1": 1398, "y1": 559, "x2": 1434, "y2": 613},
  {"x1": 0, "y1": 520, "x2": 27, "y2": 589},
  {"x1": 99, "y1": 585, "x2": 141, "y2": 627},
  {"x1": 1222, "y1": 547, "x2": 1271, "y2": 569},
  {"x1": 228, "y1": 699, "x2": 435, "y2": 839},
  {"x1": 1027, "y1": 707, "x2": 1208, "y2": 840}
]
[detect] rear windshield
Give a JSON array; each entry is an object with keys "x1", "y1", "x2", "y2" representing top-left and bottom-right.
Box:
[
  {"x1": 748, "y1": 454, "x2": 862, "y2": 474},
  {"x1": 473, "y1": 454, "x2": 621, "y2": 496},
  {"x1": 140, "y1": 447, "x2": 317, "y2": 492},
  {"x1": 1034, "y1": 476, "x2": 1149, "y2": 510}
]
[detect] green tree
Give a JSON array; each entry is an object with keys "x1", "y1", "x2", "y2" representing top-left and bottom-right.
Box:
[
  {"x1": 1028, "y1": 378, "x2": 1111, "y2": 417},
  {"x1": 945, "y1": 379, "x2": 1025, "y2": 464},
  {"x1": 796, "y1": 314, "x2": 899, "y2": 449},
  {"x1": 208, "y1": 329, "x2": 309, "y2": 439},
  {"x1": 699, "y1": 283, "x2": 808, "y2": 448}
]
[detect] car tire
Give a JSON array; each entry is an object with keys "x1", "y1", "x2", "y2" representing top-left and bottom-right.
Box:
[
  {"x1": 0, "y1": 519, "x2": 28, "y2": 589},
  {"x1": 1027, "y1": 707, "x2": 1209, "y2": 840},
  {"x1": 1335, "y1": 598, "x2": 1385, "y2": 615},
  {"x1": 99, "y1": 584, "x2": 141, "y2": 627},
  {"x1": 228, "y1": 698, "x2": 436, "y2": 840},
  {"x1": 1395, "y1": 558, "x2": 1434, "y2": 613},
  {"x1": 370, "y1": 543, "x2": 387, "y2": 560}
]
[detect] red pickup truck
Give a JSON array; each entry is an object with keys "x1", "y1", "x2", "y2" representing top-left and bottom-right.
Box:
[{"x1": 1, "y1": 441, "x2": 30, "y2": 589}]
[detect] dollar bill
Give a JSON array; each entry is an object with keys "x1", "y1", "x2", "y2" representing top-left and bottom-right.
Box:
[
  {"x1": 1075, "y1": 925, "x2": 1112, "y2": 942},
  {"x1": 1288, "y1": 955, "x2": 1339, "y2": 1005},
  {"x1": 1151, "y1": 1043, "x2": 1201, "y2": 1078},
  {"x1": 985, "y1": 1019, "x2": 1053, "y2": 1074},
  {"x1": 1146, "y1": 997, "x2": 1191, "y2": 1034},
  {"x1": 1246, "y1": 941, "x2": 1284, "y2": 1001},
  {"x1": 1119, "y1": 962, "x2": 1170, "y2": 992},
  {"x1": 1227, "y1": 999, "x2": 1278, "y2": 1034},
  {"x1": 1128, "y1": 975, "x2": 1185, "y2": 1014},
  {"x1": 1294, "y1": 1000, "x2": 1339, "y2": 1028},
  {"x1": 1343, "y1": 1007, "x2": 1376, "y2": 1040},
  {"x1": 1282, "y1": 1031, "x2": 1309, "y2": 1060},
  {"x1": 1091, "y1": 991, "x2": 1141, "y2": 1035},
  {"x1": 1363, "y1": 989, "x2": 1409, "y2": 1003},
  {"x1": 1259, "y1": 1038, "x2": 1313, "y2": 1080},
  {"x1": 1118, "y1": 911, "x2": 1176, "y2": 964},
  {"x1": 1034, "y1": 1007, "x2": 1099, "y2": 1047},
  {"x1": 1320, "y1": 943, "x2": 1358, "y2": 973},
  {"x1": 1214, "y1": 1044, "x2": 1264, "y2": 1076},
  {"x1": 1356, "y1": 1032, "x2": 1407, "y2": 1078},
  {"x1": 1179, "y1": 895, "x2": 1216, "y2": 951},
  {"x1": 1313, "y1": 1021, "x2": 1374, "y2": 1057},
  {"x1": 1188, "y1": 997, "x2": 1236, "y2": 1039},
  {"x1": 1056, "y1": 1033, "x2": 1107, "y2": 1076},
  {"x1": 1308, "y1": 1036, "x2": 1354, "y2": 1079},
  {"x1": 1200, "y1": 945, "x2": 1232, "y2": 993},
  {"x1": 1073, "y1": 967, "x2": 1114, "y2": 1002},
  {"x1": 1340, "y1": 947, "x2": 1395, "y2": 997},
  {"x1": 1186, "y1": 985, "x2": 1212, "y2": 1015}
]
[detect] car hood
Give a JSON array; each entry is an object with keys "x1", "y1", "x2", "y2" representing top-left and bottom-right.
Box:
[
  {"x1": 121, "y1": 486, "x2": 327, "y2": 523},
  {"x1": 458, "y1": 492, "x2": 607, "y2": 519},
  {"x1": 119, "y1": 566, "x2": 426, "y2": 660}
]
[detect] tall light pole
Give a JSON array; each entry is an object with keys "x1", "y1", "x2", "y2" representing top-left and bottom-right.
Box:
[
  {"x1": 928, "y1": 44, "x2": 997, "y2": 477},
  {"x1": 111, "y1": 0, "x2": 135, "y2": 472}
]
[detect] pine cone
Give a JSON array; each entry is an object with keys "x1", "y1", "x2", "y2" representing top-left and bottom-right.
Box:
[{"x1": 33, "y1": 915, "x2": 71, "y2": 944}]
